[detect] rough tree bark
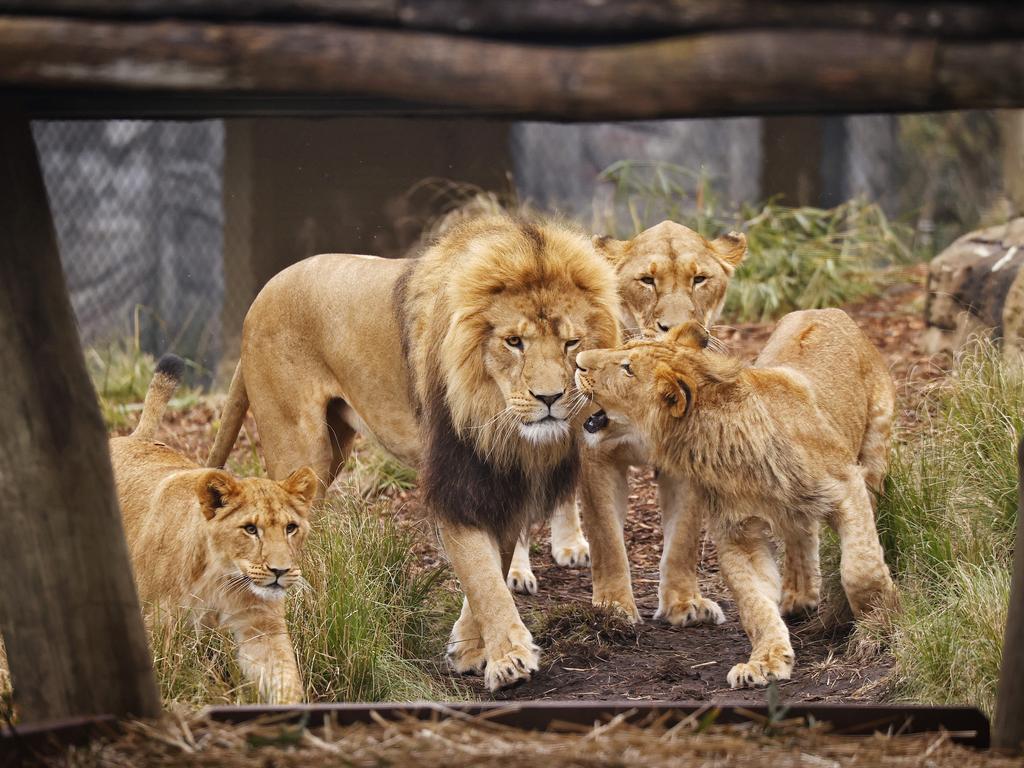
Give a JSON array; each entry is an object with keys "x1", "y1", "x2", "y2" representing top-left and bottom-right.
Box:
[
  {"x1": 0, "y1": 115, "x2": 160, "y2": 722},
  {"x1": 1, "y1": 1, "x2": 1022, "y2": 40},
  {"x1": 1, "y1": 18, "x2": 1023, "y2": 120}
]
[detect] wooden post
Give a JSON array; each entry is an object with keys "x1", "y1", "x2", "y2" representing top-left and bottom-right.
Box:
[
  {"x1": 0, "y1": 115, "x2": 160, "y2": 722},
  {"x1": 994, "y1": 435, "x2": 1024, "y2": 751}
]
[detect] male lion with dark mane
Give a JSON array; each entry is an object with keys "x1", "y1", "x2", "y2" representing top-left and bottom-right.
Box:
[
  {"x1": 207, "y1": 215, "x2": 619, "y2": 690},
  {"x1": 576, "y1": 309, "x2": 897, "y2": 687}
]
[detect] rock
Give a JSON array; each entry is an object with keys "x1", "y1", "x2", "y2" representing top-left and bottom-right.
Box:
[{"x1": 923, "y1": 218, "x2": 1024, "y2": 357}]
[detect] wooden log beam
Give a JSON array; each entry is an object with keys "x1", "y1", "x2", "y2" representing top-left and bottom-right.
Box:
[
  {"x1": 1, "y1": 17, "x2": 1023, "y2": 119},
  {"x1": 0, "y1": 1, "x2": 1021, "y2": 40},
  {"x1": 994, "y1": 436, "x2": 1024, "y2": 752},
  {"x1": 0, "y1": 115, "x2": 160, "y2": 723}
]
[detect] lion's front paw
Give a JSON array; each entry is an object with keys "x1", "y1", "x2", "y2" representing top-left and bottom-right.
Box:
[
  {"x1": 483, "y1": 628, "x2": 540, "y2": 692},
  {"x1": 506, "y1": 565, "x2": 538, "y2": 595},
  {"x1": 263, "y1": 676, "x2": 304, "y2": 705},
  {"x1": 551, "y1": 538, "x2": 590, "y2": 568},
  {"x1": 727, "y1": 643, "x2": 794, "y2": 689},
  {"x1": 656, "y1": 595, "x2": 726, "y2": 627},
  {"x1": 780, "y1": 590, "x2": 820, "y2": 618}
]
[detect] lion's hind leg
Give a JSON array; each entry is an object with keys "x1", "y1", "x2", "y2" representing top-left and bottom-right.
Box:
[
  {"x1": 246, "y1": 376, "x2": 335, "y2": 497},
  {"x1": 447, "y1": 596, "x2": 487, "y2": 675},
  {"x1": 550, "y1": 497, "x2": 591, "y2": 568},
  {"x1": 507, "y1": 497, "x2": 589, "y2": 595},
  {"x1": 832, "y1": 475, "x2": 897, "y2": 618},
  {"x1": 506, "y1": 533, "x2": 538, "y2": 595},
  {"x1": 780, "y1": 524, "x2": 821, "y2": 617},
  {"x1": 859, "y1": 384, "x2": 894, "y2": 500}
]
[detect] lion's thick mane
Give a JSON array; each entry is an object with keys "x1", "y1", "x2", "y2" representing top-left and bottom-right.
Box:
[{"x1": 395, "y1": 215, "x2": 619, "y2": 541}]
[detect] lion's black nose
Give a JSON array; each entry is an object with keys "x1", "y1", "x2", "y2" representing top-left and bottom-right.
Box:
[
  {"x1": 269, "y1": 567, "x2": 291, "y2": 578},
  {"x1": 531, "y1": 391, "x2": 564, "y2": 407}
]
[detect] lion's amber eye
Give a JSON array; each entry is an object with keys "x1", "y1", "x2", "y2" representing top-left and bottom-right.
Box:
[
  {"x1": 565, "y1": 338, "x2": 581, "y2": 352},
  {"x1": 621, "y1": 362, "x2": 634, "y2": 376},
  {"x1": 243, "y1": 524, "x2": 258, "y2": 535},
  {"x1": 505, "y1": 336, "x2": 523, "y2": 350},
  {"x1": 693, "y1": 275, "x2": 707, "y2": 285},
  {"x1": 286, "y1": 522, "x2": 299, "y2": 535},
  {"x1": 639, "y1": 276, "x2": 655, "y2": 286}
]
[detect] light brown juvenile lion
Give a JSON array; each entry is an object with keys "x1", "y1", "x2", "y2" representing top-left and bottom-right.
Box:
[
  {"x1": 111, "y1": 355, "x2": 318, "y2": 703},
  {"x1": 509, "y1": 221, "x2": 748, "y2": 629},
  {"x1": 206, "y1": 214, "x2": 620, "y2": 691},
  {"x1": 576, "y1": 309, "x2": 897, "y2": 687}
]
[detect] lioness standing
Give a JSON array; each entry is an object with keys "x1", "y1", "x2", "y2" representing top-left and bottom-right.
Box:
[
  {"x1": 576, "y1": 309, "x2": 897, "y2": 687},
  {"x1": 207, "y1": 215, "x2": 620, "y2": 691},
  {"x1": 111, "y1": 355, "x2": 318, "y2": 703}
]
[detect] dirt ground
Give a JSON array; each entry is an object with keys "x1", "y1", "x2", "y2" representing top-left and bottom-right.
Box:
[{"x1": 145, "y1": 267, "x2": 946, "y2": 705}]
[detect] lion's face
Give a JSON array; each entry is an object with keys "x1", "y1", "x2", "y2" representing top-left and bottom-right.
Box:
[
  {"x1": 429, "y1": 218, "x2": 621, "y2": 462},
  {"x1": 575, "y1": 323, "x2": 715, "y2": 430},
  {"x1": 196, "y1": 467, "x2": 318, "y2": 601},
  {"x1": 594, "y1": 222, "x2": 746, "y2": 337},
  {"x1": 480, "y1": 288, "x2": 600, "y2": 444}
]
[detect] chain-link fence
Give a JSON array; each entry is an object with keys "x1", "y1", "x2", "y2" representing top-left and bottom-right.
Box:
[
  {"x1": 32, "y1": 114, "x2": 1014, "y2": 393},
  {"x1": 33, "y1": 120, "x2": 227, "y2": 382}
]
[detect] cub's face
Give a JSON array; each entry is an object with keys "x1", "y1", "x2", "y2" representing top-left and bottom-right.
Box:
[
  {"x1": 575, "y1": 324, "x2": 712, "y2": 431},
  {"x1": 196, "y1": 467, "x2": 318, "y2": 601},
  {"x1": 594, "y1": 221, "x2": 746, "y2": 337},
  {"x1": 481, "y1": 287, "x2": 612, "y2": 445}
]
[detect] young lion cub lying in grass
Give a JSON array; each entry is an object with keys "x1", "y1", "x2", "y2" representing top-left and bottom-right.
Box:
[
  {"x1": 575, "y1": 308, "x2": 897, "y2": 688},
  {"x1": 109, "y1": 355, "x2": 318, "y2": 703}
]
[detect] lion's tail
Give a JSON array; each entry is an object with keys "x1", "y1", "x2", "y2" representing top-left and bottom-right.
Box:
[
  {"x1": 133, "y1": 354, "x2": 185, "y2": 440},
  {"x1": 206, "y1": 362, "x2": 249, "y2": 468}
]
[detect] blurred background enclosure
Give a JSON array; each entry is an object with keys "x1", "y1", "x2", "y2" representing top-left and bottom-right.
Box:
[{"x1": 32, "y1": 111, "x2": 1024, "y2": 384}]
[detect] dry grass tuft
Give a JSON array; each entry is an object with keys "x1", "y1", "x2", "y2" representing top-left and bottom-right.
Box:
[
  {"x1": 49, "y1": 709, "x2": 1018, "y2": 768},
  {"x1": 533, "y1": 603, "x2": 639, "y2": 663}
]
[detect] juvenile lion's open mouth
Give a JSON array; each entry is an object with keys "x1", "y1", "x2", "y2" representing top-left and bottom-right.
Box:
[{"x1": 583, "y1": 409, "x2": 609, "y2": 434}]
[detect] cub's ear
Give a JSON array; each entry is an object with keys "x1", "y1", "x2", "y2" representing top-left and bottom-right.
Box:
[
  {"x1": 280, "y1": 466, "x2": 319, "y2": 511},
  {"x1": 665, "y1": 321, "x2": 709, "y2": 350},
  {"x1": 196, "y1": 470, "x2": 239, "y2": 521},
  {"x1": 654, "y1": 362, "x2": 694, "y2": 419},
  {"x1": 592, "y1": 234, "x2": 629, "y2": 265},
  {"x1": 710, "y1": 231, "x2": 747, "y2": 273}
]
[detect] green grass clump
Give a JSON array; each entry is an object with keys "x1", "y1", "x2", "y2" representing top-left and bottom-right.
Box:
[
  {"x1": 724, "y1": 200, "x2": 912, "y2": 322},
  {"x1": 149, "y1": 495, "x2": 460, "y2": 705},
  {"x1": 872, "y1": 344, "x2": 1021, "y2": 714},
  {"x1": 599, "y1": 161, "x2": 915, "y2": 322},
  {"x1": 293, "y1": 496, "x2": 458, "y2": 701}
]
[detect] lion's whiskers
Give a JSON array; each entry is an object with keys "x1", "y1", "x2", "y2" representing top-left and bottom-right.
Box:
[
  {"x1": 483, "y1": 408, "x2": 519, "y2": 462},
  {"x1": 469, "y1": 406, "x2": 514, "y2": 431},
  {"x1": 218, "y1": 572, "x2": 253, "y2": 599},
  {"x1": 706, "y1": 336, "x2": 731, "y2": 355}
]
